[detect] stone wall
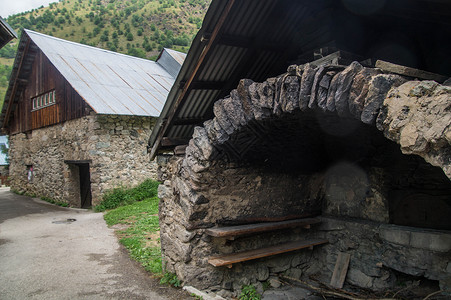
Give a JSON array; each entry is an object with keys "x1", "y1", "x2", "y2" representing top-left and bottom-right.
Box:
[
  {"x1": 9, "y1": 113, "x2": 156, "y2": 206},
  {"x1": 157, "y1": 61, "x2": 451, "y2": 296}
]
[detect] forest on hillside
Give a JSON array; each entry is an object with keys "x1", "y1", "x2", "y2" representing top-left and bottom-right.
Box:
[{"x1": 0, "y1": 0, "x2": 211, "y2": 107}]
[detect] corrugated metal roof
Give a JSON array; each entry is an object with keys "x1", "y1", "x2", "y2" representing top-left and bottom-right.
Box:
[
  {"x1": 0, "y1": 17, "x2": 17, "y2": 49},
  {"x1": 148, "y1": 0, "x2": 451, "y2": 158},
  {"x1": 24, "y1": 29, "x2": 182, "y2": 116}
]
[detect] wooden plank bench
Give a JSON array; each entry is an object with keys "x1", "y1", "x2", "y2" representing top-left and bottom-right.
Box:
[
  {"x1": 205, "y1": 217, "x2": 321, "y2": 239},
  {"x1": 208, "y1": 239, "x2": 328, "y2": 268}
]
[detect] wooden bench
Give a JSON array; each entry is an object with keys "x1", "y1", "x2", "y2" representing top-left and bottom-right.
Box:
[
  {"x1": 208, "y1": 239, "x2": 328, "y2": 268},
  {"x1": 205, "y1": 217, "x2": 321, "y2": 239},
  {"x1": 206, "y1": 217, "x2": 327, "y2": 268}
]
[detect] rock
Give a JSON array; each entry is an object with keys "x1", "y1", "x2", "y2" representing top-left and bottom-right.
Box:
[
  {"x1": 268, "y1": 277, "x2": 281, "y2": 288},
  {"x1": 223, "y1": 93, "x2": 248, "y2": 128},
  {"x1": 257, "y1": 265, "x2": 270, "y2": 281},
  {"x1": 284, "y1": 268, "x2": 303, "y2": 279},
  {"x1": 376, "y1": 80, "x2": 451, "y2": 179},
  {"x1": 308, "y1": 65, "x2": 326, "y2": 109},
  {"x1": 361, "y1": 74, "x2": 407, "y2": 125},
  {"x1": 183, "y1": 286, "x2": 226, "y2": 300},
  {"x1": 347, "y1": 268, "x2": 374, "y2": 289},
  {"x1": 334, "y1": 61, "x2": 364, "y2": 117},
  {"x1": 325, "y1": 72, "x2": 340, "y2": 112},
  {"x1": 237, "y1": 79, "x2": 256, "y2": 121},
  {"x1": 299, "y1": 63, "x2": 317, "y2": 110},
  {"x1": 348, "y1": 67, "x2": 382, "y2": 119},
  {"x1": 262, "y1": 286, "x2": 311, "y2": 300},
  {"x1": 280, "y1": 76, "x2": 301, "y2": 113},
  {"x1": 266, "y1": 255, "x2": 293, "y2": 273},
  {"x1": 317, "y1": 71, "x2": 337, "y2": 111},
  {"x1": 213, "y1": 100, "x2": 235, "y2": 135},
  {"x1": 192, "y1": 126, "x2": 215, "y2": 161},
  {"x1": 206, "y1": 118, "x2": 229, "y2": 145}
]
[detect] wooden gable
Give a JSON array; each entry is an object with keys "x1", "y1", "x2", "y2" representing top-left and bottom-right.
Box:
[{"x1": 7, "y1": 47, "x2": 91, "y2": 135}]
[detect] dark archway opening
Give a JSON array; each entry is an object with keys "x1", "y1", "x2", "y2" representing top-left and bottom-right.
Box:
[{"x1": 216, "y1": 110, "x2": 451, "y2": 230}]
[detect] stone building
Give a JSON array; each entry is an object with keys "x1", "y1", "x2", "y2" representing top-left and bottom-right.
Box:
[
  {"x1": 149, "y1": 0, "x2": 451, "y2": 298},
  {"x1": 0, "y1": 29, "x2": 185, "y2": 207}
]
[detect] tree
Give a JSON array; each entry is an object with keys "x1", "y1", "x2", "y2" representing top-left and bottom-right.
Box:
[
  {"x1": 126, "y1": 32, "x2": 134, "y2": 41},
  {"x1": 0, "y1": 137, "x2": 9, "y2": 168},
  {"x1": 127, "y1": 47, "x2": 146, "y2": 59}
]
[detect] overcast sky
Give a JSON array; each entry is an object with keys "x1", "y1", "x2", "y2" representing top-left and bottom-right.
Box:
[{"x1": 1, "y1": 0, "x2": 54, "y2": 18}]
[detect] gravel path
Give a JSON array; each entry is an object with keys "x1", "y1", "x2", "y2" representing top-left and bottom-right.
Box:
[{"x1": 0, "y1": 187, "x2": 189, "y2": 300}]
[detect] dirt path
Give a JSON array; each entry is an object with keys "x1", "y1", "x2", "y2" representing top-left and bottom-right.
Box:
[{"x1": 0, "y1": 187, "x2": 190, "y2": 300}]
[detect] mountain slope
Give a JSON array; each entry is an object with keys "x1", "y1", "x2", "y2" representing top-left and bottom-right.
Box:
[{"x1": 0, "y1": 0, "x2": 210, "y2": 109}]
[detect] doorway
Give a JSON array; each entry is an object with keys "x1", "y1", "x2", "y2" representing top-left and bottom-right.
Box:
[
  {"x1": 64, "y1": 160, "x2": 92, "y2": 208},
  {"x1": 78, "y1": 164, "x2": 92, "y2": 208}
]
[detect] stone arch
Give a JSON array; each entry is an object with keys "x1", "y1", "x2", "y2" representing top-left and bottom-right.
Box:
[
  {"x1": 158, "y1": 62, "x2": 451, "y2": 292},
  {"x1": 184, "y1": 61, "x2": 450, "y2": 179}
]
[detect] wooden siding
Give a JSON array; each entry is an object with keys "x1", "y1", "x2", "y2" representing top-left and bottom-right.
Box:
[{"x1": 8, "y1": 48, "x2": 90, "y2": 134}]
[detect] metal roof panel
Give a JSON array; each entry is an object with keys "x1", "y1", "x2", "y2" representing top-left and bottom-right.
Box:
[{"x1": 23, "y1": 30, "x2": 184, "y2": 117}]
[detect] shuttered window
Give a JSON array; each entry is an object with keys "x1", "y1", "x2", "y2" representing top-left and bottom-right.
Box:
[{"x1": 31, "y1": 90, "x2": 56, "y2": 111}]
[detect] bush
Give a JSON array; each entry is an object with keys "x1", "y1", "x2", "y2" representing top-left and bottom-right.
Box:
[
  {"x1": 94, "y1": 179, "x2": 159, "y2": 212},
  {"x1": 240, "y1": 285, "x2": 261, "y2": 300},
  {"x1": 160, "y1": 272, "x2": 181, "y2": 287}
]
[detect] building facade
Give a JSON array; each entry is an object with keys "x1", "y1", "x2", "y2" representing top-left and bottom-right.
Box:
[{"x1": 1, "y1": 30, "x2": 184, "y2": 207}]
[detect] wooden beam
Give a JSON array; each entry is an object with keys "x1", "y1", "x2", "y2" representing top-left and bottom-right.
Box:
[
  {"x1": 64, "y1": 160, "x2": 92, "y2": 165},
  {"x1": 161, "y1": 137, "x2": 190, "y2": 147},
  {"x1": 330, "y1": 252, "x2": 351, "y2": 289},
  {"x1": 174, "y1": 145, "x2": 188, "y2": 156},
  {"x1": 205, "y1": 217, "x2": 321, "y2": 238},
  {"x1": 375, "y1": 60, "x2": 448, "y2": 82},
  {"x1": 208, "y1": 239, "x2": 328, "y2": 267},
  {"x1": 149, "y1": 0, "x2": 236, "y2": 160},
  {"x1": 172, "y1": 117, "x2": 206, "y2": 126},
  {"x1": 3, "y1": 38, "x2": 31, "y2": 129}
]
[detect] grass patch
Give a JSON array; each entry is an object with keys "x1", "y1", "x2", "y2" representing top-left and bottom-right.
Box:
[
  {"x1": 103, "y1": 179, "x2": 163, "y2": 275},
  {"x1": 40, "y1": 196, "x2": 69, "y2": 207},
  {"x1": 160, "y1": 272, "x2": 181, "y2": 287},
  {"x1": 95, "y1": 179, "x2": 159, "y2": 212}
]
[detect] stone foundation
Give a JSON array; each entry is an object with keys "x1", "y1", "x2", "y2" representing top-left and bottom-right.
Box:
[
  {"x1": 157, "y1": 61, "x2": 451, "y2": 296},
  {"x1": 9, "y1": 113, "x2": 157, "y2": 206}
]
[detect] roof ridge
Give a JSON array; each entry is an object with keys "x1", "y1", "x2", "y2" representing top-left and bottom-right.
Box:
[{"x1": 24, "y1": 29, "x2": 158, "y2": 64}]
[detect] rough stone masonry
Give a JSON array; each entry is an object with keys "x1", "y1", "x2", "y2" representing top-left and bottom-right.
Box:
[
  {"x1": 9, "y1": 113, "x2": 157, "y2": 206},
  {"x1": 157, "y1": 61, "x2": 451, "y2": 298}
]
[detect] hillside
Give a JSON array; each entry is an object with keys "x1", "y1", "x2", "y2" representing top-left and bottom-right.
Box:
[{"x1": 0, "y1": 0, "x2": 210, "y2": 109}]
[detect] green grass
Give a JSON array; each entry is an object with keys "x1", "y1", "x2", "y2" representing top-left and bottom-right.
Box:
[
  {"x1": 95, "y1": 179, "x2": 159, "y2": 212},
  {"x1": 160, "y1": 272, "x2": 181, "y2": 287},
  {"x1": 102, "y1": 179, "x2": 163, "y2": 275},
  {"x1": 239, "y1": 285, "x2": 262, "y2": 300},
  {"x1": 40, "y1": 196, "x2": 69, "y2": 207}
]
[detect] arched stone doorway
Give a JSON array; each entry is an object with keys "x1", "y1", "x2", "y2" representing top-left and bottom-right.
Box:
[{"x1": 157, "y1": 61, "x2": 451, "y2": 296}]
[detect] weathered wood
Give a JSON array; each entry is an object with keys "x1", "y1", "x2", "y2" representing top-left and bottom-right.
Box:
[
  {"x1": 330, "y1": 252, "x2": 351, "y2": 289},
  {"x1": 205, "y1": 217, "x2": 321, "y2": 238},
  {"x1": 375, "y1": 60, "x2": 448, "y2": 83},
  {"x1": 161, "y1": 137, "x2": 190, "y2": 147},
  {"x1": 174, "y1": 145, "x2": 188, "y2": 156},
  {"x1": 208, "y1": 239, "x2": 328, "y2": 267}
]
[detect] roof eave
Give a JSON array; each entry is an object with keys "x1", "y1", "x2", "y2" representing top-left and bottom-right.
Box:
[{"x1": 148, "y1": 0, "x2": 234, "y2": 159}]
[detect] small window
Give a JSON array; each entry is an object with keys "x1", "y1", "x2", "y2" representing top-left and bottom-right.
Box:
[{"x1": 45, "y1": 94, "x2": 48, "y2": 105}]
